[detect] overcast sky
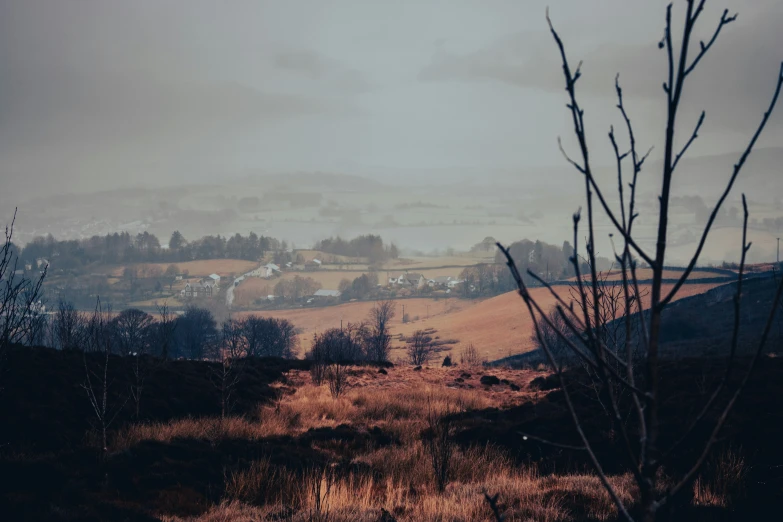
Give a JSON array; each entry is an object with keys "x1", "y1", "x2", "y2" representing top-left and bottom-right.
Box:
[{"x1": 1, "y1": 0, "x2": 781, "y2": 199}]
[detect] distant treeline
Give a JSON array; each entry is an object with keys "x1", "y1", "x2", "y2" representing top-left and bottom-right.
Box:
[
  {"x1": 19, "y1": 231, "x2": 282, "y2": 269},
  {"x1": 26, "y1": 301, "x2": 298, "y2": 361},
  {"x1": 313, "y1": 234, "x2": 398, "y2": 264},
  {"x1": 494, "y1": 238, "x2": 612, "y2": 283}
]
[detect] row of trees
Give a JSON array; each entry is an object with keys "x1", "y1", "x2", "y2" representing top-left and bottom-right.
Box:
[
  {"x1": 19, "y1": 230, "x2": 282, "y2": 269},
  {"x1": 313, "y1": 234, "x2": 399, "y2": 265},
  {"x1": 493, "y1": 238, "x2": 611, "y2": 284},
  {"x1": 458, "y1": 264, "x2": 517, "y2": 298},
  {"x1": 41, "y1": 302, "x2": 298, "y2": 361}
]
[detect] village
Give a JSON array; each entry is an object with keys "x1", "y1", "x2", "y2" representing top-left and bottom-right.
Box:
[{"x1": 177, "y1": 254, "x2": 469, "y2": 310}]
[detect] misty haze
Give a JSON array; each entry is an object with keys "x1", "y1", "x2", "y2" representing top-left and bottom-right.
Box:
[{"x1": 2, "y1": 1, "x2": 783, "y2": 521}]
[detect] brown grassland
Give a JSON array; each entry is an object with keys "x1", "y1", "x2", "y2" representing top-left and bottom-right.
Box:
[
  {"x1": 243, "y1": 284, "x2": 721, "y2": 361},
  {"x1": 3, "y1": 332, "x2": 779, "y2": 521},
  {"x1": 121, "y1": 365, "x2": 645, "y2": 522}
]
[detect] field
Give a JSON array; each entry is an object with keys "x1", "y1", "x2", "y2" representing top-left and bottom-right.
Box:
[
  {"x1": 107, "y1": 259, "x2": 259, "y2": 278},
  {"x1": 233, "y1": 277, "x2": 277, "y2": 306},
  {"x1": 243, "y1": 282, "x2": 723, "y2": 361}
]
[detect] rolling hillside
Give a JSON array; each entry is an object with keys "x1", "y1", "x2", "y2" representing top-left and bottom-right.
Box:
[{"x1": 247, "y1": 282, "x2": 722, "y2": 361}]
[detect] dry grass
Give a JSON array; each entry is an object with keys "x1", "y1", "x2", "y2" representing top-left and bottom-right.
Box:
[
  {"x1": 692, "y1": 448, "x2": 748, "y2": 509},
  {"x1": 114, "y1": 369, "x2": 501, "y2": 451},
  {"x1": 165, "y1": 444, "x2": 637, "y2": 522},
  {"x1": 146, "y1": 364, "x2": 742, "y2": 522},
  {"x1": 113, "y1": 415, "x2": 296, "y2": 450},
  {"x1": 232, "y1": 277, "x2": 274, "y2": 306}
]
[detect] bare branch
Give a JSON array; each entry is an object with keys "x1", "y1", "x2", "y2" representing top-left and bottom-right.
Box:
[
  {"x1": 684, "y1": 9, "x2": 737, "y2": 77},
  {"x1": 671, "y1": 111, "x2": 705, "y2": 173},
  {"x1": 663, "y1": 63, "x2": 783, "y2": 306},
  {"x1": 558, "y1": 137, "x2": 586, "y2": 174}
]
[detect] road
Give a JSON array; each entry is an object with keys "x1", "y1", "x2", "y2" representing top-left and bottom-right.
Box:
[{"x1": 226, "y1": 265, "x2": 263, "y2": 309}]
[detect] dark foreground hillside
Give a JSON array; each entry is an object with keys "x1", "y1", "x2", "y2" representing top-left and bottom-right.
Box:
[
  {"x1": 0, "y1": 348, "x2": 310, "y2": 520},
  {"x1": 1, "y1": 344, "x2": 782, "y2": 521}
]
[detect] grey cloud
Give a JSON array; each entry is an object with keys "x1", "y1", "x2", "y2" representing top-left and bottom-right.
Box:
[
  {"x1": 419, "y1": 4, "x2": 783, "y2": 135},
  {"x1": 275, "y1": 50, "x2": 373, "y2": 93}
]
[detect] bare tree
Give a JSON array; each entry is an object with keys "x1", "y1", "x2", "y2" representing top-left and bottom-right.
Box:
[
  {"x1": 366, "y1": 300, "x2": 396, "y2": 363},
  {"x1": 112, "y1": 308, "x2": 155, "y2": 420},
  {"x1": 459, "y1": 342, "x2": 482, "y2": 366},
  {"x1": 206, "y1": 316, "x2": 249, "y2": 418},
  {"x1": 211, "y1": 354, "x2": 240, "y2": 419},
  {"x1": 52, "y1": 299, "x2": 85, "y2": 351},
  {"x1": 1, "y1": 209, "x2": 47, "y2": 374},
  {"x1": 530, "y1": 307, "x2": 573, "y2": 364},
  {"x1": 238, "y1": 316, "x2": 298, "y2": 358},
  {"x1": 308, "y1": 324, "x2": 367, "y2": 392},
  {"x1": 221, "y1": 317, "x2": 246, "y2": 359},
  {"x1": 154, "y1": 301, "x2": 177, "y2": 360},
  {"x1": 113, "y1": 308, "x2": 153, "y2": 355},
  {"x1": 176, "y1": 305, "x2": 218, "y2": 360},
  {"x1": 406, "y1": 329, "x2": 435, "y2": 366},
  {"x1": 22, "y1": 302, "x2": 49, "y2": 347},
  {"x1": 494, "y1": 4, "x2": 783, "y2": 521},
  {"x1": 81, "y1": 298, "x2": 127, "y2": 455}
]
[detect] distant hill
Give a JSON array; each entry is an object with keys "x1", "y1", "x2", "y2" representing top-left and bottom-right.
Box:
[{"x1": 492, "y1": 274, "x2": 782, "y2": 366}]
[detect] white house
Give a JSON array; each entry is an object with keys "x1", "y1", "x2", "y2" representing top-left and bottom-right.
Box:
[
  {"x1": 404, "y1": 273, "x2": 425, "y2": 289},
  {"x1": 249, "y1": 263, "x2": 280, "y2": 278},
  {"x1": 207, "y1": 273, "x2": 221, "y2": 288},
  {"x1": 388, "y1": 272, "x2": 425, "y2": 289},
  {"x1": 181, "y1": 281, "x2": 214, "y2": 298}
]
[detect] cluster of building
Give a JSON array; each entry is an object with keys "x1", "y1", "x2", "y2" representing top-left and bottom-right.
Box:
[
  {"x1": 180, "y1": 273, "x2": 220, "y2": 298},
  {"x1": 387, "y1": 272, "x2": 463, "y2": 290}
]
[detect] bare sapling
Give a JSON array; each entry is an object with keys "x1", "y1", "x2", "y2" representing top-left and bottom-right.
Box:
[
  {"x1": 425, "y1": 398, "x2": 455, "y2": 493},
  {"x1": 493, "y1": 2, "x2": 783, "y2": 520},
  {"x1": 81, "y1": 298, "x2": 128, "y2": 456}
]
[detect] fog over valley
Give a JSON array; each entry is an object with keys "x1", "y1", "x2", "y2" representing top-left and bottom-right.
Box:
[{"x1": 2, "y1": 0, "x2": 782, "y2": 264}]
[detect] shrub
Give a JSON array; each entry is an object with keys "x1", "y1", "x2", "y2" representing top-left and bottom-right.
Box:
[
  {"x1": 459, "y1": 343, "x2": 482, "y2": 366},
  {"x1": 326, "y1": 362, "x2": 350, "y2": 398},
  {"x1": 424, "y1": 400, "x2": 455, "y2": 493}
]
